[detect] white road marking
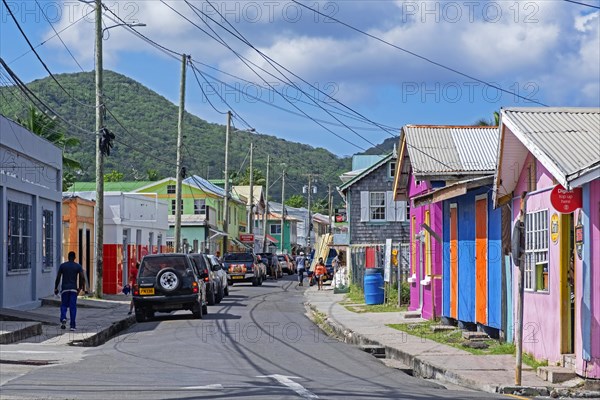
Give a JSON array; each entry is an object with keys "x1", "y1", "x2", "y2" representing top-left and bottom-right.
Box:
[
  {"x1": 257, "y1": 374, "x2": 318, "y2": 399},
  {"x1": 182, "y1": 384, "x2": 223, "y2": 390}
]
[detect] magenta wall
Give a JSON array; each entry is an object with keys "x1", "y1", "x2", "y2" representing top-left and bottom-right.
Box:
[{"x1": 407, "y1": 175, "x2": 443, "y2": 320}]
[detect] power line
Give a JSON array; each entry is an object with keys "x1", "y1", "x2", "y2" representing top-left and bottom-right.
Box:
[
  {"x1": 34, "y1": 0, "x2": 85, "y2": 72},
  {"x1": 2, "y1": 0, "x2": 96, "y2": 109},
  {"x1": 291, "y1": 0, "x2": 549, "y2": 107},
  {"x1": 563, "y1": 0, "x2": 600, "y2": 9}
]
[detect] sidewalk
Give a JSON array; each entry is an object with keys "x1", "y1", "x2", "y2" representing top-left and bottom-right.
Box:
[
  {"x1": 0, "y1": 294, "x2": 135, "y2": 348},
  {"x1": 305, "y1": 286, "x2": 600, "y2": 398}
]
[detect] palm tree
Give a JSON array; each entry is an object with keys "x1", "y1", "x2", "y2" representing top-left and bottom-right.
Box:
[
  {"x1": 475, "y1": 111, "x2": 500, "y2": 126},
  {"x1": 17, "y1": 106, "x2": 81, "y2": 190}
]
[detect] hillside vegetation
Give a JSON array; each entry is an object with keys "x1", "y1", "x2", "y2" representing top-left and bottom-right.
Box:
[{"x1": 0, "y1": 71, "x2": 371, "y2": 201}]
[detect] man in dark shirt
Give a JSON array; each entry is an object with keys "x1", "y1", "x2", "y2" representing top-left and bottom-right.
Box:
[{"x1": 54, "y1": 251, "x2": 86, "y2": 330}]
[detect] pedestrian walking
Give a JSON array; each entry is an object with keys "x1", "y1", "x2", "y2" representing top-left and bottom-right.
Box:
[
  {"x1": 54, "y1": 251, "x2": 87, "y2": 331},
  {"x1": 315, "y1": 258, "x2": 327, "y2": 290},
  {"x1": 296, "y1": 252, "x2": 307, "y2": 286},
  {"x1": 128, "y1": 261, "x2": 140, "y2": 315}
]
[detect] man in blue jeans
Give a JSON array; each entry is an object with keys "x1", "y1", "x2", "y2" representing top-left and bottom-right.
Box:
[{"x1": 54, "y1": 251, "x2": 87, "y2": 331}]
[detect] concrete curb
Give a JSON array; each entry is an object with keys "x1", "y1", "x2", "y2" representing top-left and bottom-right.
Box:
[
  {"x1": 306, "y1": 301, "x2": 552, "y2": 397},
  {"x1": 0, "y1": 321, "x2": 43, "y2": 344},
  {"x1": 41, "y1": 297, "x2": 120, "y2": 309},
  {"x1": 69, "y1": 315, "x2": 136, "y2": 347}
]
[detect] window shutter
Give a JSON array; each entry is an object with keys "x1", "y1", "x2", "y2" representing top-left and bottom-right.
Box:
[
  {"x1": 386, "y1": 191, "x2": 395, "y2": 221},
  {"x1": 396, "y1": 200, "x2": 407, "y2": 222},
  {"x1": 360, "y1": 191, "x2": 369, "y2": 222}
]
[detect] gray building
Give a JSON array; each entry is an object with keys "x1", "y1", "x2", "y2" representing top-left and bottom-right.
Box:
[
  {"x1": 339, "y1": 152, "x2": 409, "y2": 245},
  {"x1": 0, "y1": 115, "x2": 63, "y2": 309}
]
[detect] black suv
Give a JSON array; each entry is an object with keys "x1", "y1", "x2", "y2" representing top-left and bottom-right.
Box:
[
  {"x1": 188, "y1": 253, "x2": 223, "y2": 306},
  {"x1": 133, "y1": 254, "x2": 207, "y2": 322}
]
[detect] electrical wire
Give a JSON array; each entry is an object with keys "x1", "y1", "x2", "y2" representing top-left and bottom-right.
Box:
[
  {"x1": 2, "y1": 0, "x2": 96, "y2": 109},
  {"x1": 563, "y1": 0, "x2": 600, "y2": 9},
  {"x1": 34, "y1": 0, "x2": 85, "y2": 72},
  {"x1": 291, "y1": 0, "x2": 549, "y2": 107}
]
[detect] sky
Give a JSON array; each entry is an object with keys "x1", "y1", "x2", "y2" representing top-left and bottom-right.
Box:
[{"x1": 1, "y1": 0, "x2": 599, "y2": 158}]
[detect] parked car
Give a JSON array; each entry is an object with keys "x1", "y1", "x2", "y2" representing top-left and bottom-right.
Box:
[
  {"x1": 277, "y1": 254, "x2": 296, "y2": 275},
  {"x1": 189, "y1": 253, "x2": 223, "y2": 305},
  {"x1": 133, "y1": 253, "x2": 207, "y2": 322},
  {"x1": 257, "y1": 252, "x2": 282, "y2": 279},
  {"x1": 207, "y1": 254, "x2": 229, "y2": 296},
  {"x1": 223, "y1": 252, "x2": 266, "y2": 286}
]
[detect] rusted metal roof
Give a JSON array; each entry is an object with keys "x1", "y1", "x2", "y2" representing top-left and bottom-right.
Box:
[{"x1": 403, "y1": 125, "x2": 499, "y2": 177}]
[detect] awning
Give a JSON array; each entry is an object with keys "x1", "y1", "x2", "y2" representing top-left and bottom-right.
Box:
[
  {"x1": 412, "y1": 176, "x2": 494, "y2": 208},
  {"x1": 231, "y1": 238, "x2": 251, "y2": 249},
  {"x1": 266, "y1": 234, "x2": 278, "y2": 244},
  {"x1": 209, "y1": 228, "x2": 227, "y2": 240}
]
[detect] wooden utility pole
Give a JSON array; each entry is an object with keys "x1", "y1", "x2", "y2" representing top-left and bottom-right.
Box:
[
  {"x1": 306, "y1": 174, "x2": 313, "y2": 252},
  {"x1": 280, "y1": 169, "x2": 286, "y2": 253},
  {"x1": 328, "y1": 184, "x2": 333, "y2": 234},
  {"x1": 94, "y1": 0, "x2": 104, "y2": 298},
  {"x1": 222, "y1": 111, "x2": 232, "y2": 255},
  {"x1": 248, "y1": 142, "x2": 254, "y2": 234},
  {"x1": 174, "y1": 54, "x2": 187, "y2": 253},
  {"x1": 262, "y1": 155, "x2": 270, "y2": 252},
  {"x1": 515, "y1": 193, "x2": 527, "y2": 385}
]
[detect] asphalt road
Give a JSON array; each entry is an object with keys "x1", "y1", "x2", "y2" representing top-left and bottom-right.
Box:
[{"x1": 0, "y1": 276, "x2": 506, "y2": 399}]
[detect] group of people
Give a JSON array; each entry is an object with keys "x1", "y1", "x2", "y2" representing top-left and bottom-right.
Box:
[{"x1": 295, "y1": 252, "x2": 334, "y2": 290}]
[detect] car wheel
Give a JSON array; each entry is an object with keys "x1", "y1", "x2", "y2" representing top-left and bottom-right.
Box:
[
  {"x1": 252, "y1": 276, "x2": 259, "y2": 286},
  {"x1": 216, "y1": 285, "x2": 223, "y2": 303},
  {"x1": 156, "y1": 268, "x2": 181, "y2": 292},
  {"x1": 202, "y1": 303, "x2": 208, "y2": 315},
  {"x1": 259, "y1": 276, "x2": 264, "y2": 286},
  {"x1": 192, "y1": 300, "x2": 203, "y2": 319},
  {"x1": 207, "y1": 285, "x2": 216, "y2": 305},
  {"x1": 145, "y1": 310, "x2": 155, "y2": 320},
  {"x1": 135, "y1": 308, "x2": 146, "y2": 323},
  {"x1": 224, "y1": 285, "x2": 229, "y2": 296}
]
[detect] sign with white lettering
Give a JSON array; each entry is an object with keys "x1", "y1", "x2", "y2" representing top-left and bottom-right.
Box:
[{"x1": 550, "y1": 185, "x2": 582, "y2": 214}]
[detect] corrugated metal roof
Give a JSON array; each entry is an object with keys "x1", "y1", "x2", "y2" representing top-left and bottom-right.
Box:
[
  {"x1": 403, "y1": 126, "x2": 499, "y2": 175},
  {"x1": 502, "y1": 107, "x2": 600, "y2": 179},
  {"x1": 68, "y1": 181, "x2": 153, "y2": 192},
  {"x1": 352, "y1": 155, "x2": 386, "y2": 170}
]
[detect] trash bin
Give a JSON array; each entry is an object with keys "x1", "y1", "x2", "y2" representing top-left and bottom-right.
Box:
[{"x1": 364, "y1": 268, "x2": 384, "y2": 305}]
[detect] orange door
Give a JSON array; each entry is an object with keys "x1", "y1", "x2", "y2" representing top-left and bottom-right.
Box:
[
  {"x1": 450, "y1": 206, "x2": 458, "y2": 319},
  {"x1": 475, "y1": 197, "x2": 488, "y2": 325}
]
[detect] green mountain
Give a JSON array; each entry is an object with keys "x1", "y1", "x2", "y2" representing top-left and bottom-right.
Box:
[{"x1": 0, "y1": 71, "x2": 351, "y2": 202}]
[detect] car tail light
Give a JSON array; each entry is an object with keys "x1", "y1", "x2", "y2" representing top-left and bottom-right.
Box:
[
  {"x1": 133, "y1": 284, "x2": 139, "y2": 296},
  {"x1": 203, "y1": 269, "x2": 209, "y2": 282},
  {"x1": 192, "y1": 281, "x2": 199, "y2": 293}
]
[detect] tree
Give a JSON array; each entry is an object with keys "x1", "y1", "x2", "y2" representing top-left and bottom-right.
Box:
[
  {"x1": 311, "y1": 197, "x2": 329, "y2": 214},
  {"x1": 104, "y1": 170, "x2": 124, "y2": 182},
  {"x1": 146, "y1": 169, "x2": 160, "y2": 181},
  {"x1": 16, "y1": 106, "x2": 81, "y2": 191},
  {"x1": 475, "y1": 111, "x2": 500, "y2": 126},
  {"x1": 285, "y1": 194, "x2": 306, "y2": 208},
  {"x1": 232, "y1": 167, "x2": 266, "y2": 186}
]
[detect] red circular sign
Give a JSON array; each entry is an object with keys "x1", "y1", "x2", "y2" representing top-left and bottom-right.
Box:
[{"x1": 550, "y1": 185, "x2": 582, "y2": 213}]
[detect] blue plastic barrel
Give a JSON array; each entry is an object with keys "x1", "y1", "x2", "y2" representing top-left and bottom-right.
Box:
[{"x1": 364, "y1": 268, "x2": 384, "y2": 305}]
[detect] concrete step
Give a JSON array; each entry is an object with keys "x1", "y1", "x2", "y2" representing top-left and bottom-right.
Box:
[
  {"x1": 462, "y1": 331, "x2": 489, "y2": 341},
  {"x1": 537, "y1": 366, "x2": 578, "y2": 383},
  {"x1": 431, "y1": 325, "x2": 456, "y2": 333},
  {"x1": 403, "y1": 311, "x2": 421, "y2": 319},
  {"x1": 0, "y1": 308, "x2": 58, "y2": 325},
  {"x1": 0, "y1": 321, "x2": 42, "y2": 344},
  {"x1": 359, "y1": 345, "x2": 386, "y2": 356},
  {"x1": 562, "y1": 353, "x2": 576, "y2": 371}
]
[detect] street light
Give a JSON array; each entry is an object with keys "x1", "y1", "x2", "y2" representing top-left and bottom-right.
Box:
[
  {"x1": 94, "y1": 0, "x2": 145, "y2": 298},
  {"x1": 102, "y1": 23, "x2": 146, "y2": 40}
]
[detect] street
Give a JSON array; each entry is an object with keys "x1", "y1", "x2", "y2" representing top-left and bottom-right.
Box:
[{"x1": 1, "y1": 276, "x2": 505, "y2": 400}]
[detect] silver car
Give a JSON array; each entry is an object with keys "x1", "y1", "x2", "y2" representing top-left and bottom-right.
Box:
[{"x1": 208, "y1": 255, "x2": 229, "y2": 297}]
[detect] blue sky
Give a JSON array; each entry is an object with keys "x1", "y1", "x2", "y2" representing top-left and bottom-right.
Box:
[{"x1": 1, "y1": 0, "x2": 599, "y2": 157}]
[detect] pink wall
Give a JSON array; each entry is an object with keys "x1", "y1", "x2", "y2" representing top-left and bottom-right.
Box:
[
  {"x1": 408, "y1": 174, "x2": 443, "y2": 319},
  {"x1": 574, "y1": 179, "x2": 600, "y2": 379},
  {"x1": 512, "y1": 154, "x2": 564, "y2": 364}
]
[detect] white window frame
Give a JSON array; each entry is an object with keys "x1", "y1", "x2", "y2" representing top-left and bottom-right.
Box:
[
  {"x1": 193, "y1": 199, "x2": 206, "y2": 215},
  {"x1": 524, "y1": 209, "x2": 549, "y2": 292},
  {"x1": 167, "y1": 185, "x2": 176, "y2": 194},
  {"x1": 270, "y1": 224, "x2": 282, "y2": 235},
  {"x1": 369, "y1": 192, "x2": 386, "y2": 221},
  {"x1": 388, "y1": 161, "x2": 396, "y2": 179}
]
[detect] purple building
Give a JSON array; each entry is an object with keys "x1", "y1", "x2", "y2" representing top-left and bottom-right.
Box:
[{"x1": 494, "y1": 107, "x2": 600, "y2": 379}]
